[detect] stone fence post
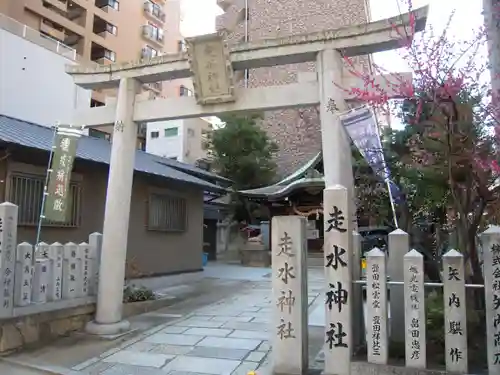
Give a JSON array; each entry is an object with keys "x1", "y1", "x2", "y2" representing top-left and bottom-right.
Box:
[
  {"x1": 323, "y1": 185, "x2": 353, "y2": 375},
  {"x1": 271, "y1": 215, "x2": 308, "y2": 375},
  {"x1": 0, "y1": 202, "x2": 17, "y2": 317},
  {"x1": 14, "y1": 242, "x2": 33, "y2": 307},
  {"x1": 404, "y1": 249, "x2": 426, "y2": 368},
  {"x1": 48, "y1": 242, "x2": 64, "y2": 301},
  {"x1": 388, "y1": 229, "x2": 409, "y2": 343},
  {"x1": 366, "y1": 247, "x2": 388, "y2": 365},
  {"x1": 480, "y1": 226, "x2": 500, "y2": 374},
  {"x1": 88, "y1": 232, "x2": 102, "y2": 296},
  {"x1": 442, "y1": 249, "x2": 467, "y2": 373}
]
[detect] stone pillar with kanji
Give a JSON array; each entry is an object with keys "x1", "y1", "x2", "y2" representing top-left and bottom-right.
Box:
[
  {"x1": 404, "y1": 249, "x2": 426, "y2": 368},
  {"x1": 0, "y1": 202, "x2": 18, "y2": 317},
  {"x1": 271, "y1": 215, "x2": 308, "y2": 375},
  {"x1": 323, "y1": 185, "x2": 353, "y2": 375},
  {"x1": 442, "y1": 249, "x2": 467, "y2": 373},
  {"x1": 480, "y1": 226, "x2": 500, "y2": 374}
]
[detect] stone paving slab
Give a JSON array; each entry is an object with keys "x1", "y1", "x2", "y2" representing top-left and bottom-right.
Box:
[
  {"x1": 228, "y1": 330, "x2": 269, "y2": 340},
  {"x1": 162, "y1": 356, "x2": 240, "y2": 375},
  {"x1": 102, "y1": 350, "x2": 174, "y2": 368},
  {"x1": 196, "y1": 337, "x2": 262, "y2": 351},
  {"x1": 144, "y1": 333, "x2": 204, "y2": 346},
  {"x1": 183, "y1": 328, "x2": 233, "y2": 337},
  {"x1": 186, "y1": 347, "x2": 250, "y2": 360},
  {"x1": 149, "y1": 345, "x2": 194, "y2": 356}
]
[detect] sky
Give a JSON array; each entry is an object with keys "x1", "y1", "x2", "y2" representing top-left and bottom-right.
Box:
[
  {"x1": 179, "y1": 0, "x2": 485, "y2": 125},
  {"x1": 180, "y1": 0, "x2": 484, "y2": 48}
]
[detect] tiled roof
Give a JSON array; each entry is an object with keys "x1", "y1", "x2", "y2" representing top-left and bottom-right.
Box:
[{"x1": 0, "y1": 115, "x2": 226, "y2": 192}]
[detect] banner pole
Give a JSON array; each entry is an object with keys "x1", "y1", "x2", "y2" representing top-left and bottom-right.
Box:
[
  {"x1": 36, "y1": 124, "x2": 59, "y2": 247},
  {"x1": 385, "y1": 179, "x2": 399, "y2": 228}
]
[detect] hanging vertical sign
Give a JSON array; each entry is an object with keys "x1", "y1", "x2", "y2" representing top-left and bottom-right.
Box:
[
  {"x1": 44, "y1": 127, "x2": 82, "y2": 223},
  {"x1": 341, "y1": 106, "x2": 403, "y2": 203}
]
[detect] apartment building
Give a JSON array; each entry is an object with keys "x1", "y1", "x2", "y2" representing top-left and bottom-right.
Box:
[
  {"x1": 146, "y1": 113, "x2": 214, "y2": 166},
  {"x1": 0, "y1": 14, "x2": 92, "y2": 127},
  {"x1": 215, "y1": 0, "x2": 372, "y2": 176},
  {"x1": 0, "y1": 0, "x2": 189, "y2": 145}
]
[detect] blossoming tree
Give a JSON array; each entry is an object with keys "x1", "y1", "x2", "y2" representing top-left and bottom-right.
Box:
[{"x1": 340, "y1": 0, "x2": 497, "y2": 284}]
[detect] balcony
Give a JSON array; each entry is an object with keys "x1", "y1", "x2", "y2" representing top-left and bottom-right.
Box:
[
  {"x1": 216, "y1": 0, "x2": 232, "y2": 11},
  {"x1": 141, "y1": 24, "x2": 164, "y2": 46},
  {"x1": 39, "y1": 19, "x2": 65, "y2": 41},
  {"x1": 143, "y1": 1, "x2": 165, "y2": 23},
  {"x1": 65, "y1": 1, "x2": 85, "y2": 26},
  {"x1": 95, "y1": 0, "x2": 119, "y2": 12},
  {"x1": 91, "y1": 41, "x2": 116, "y2": 65},
  {"x1": 42, "y1": 0, "x2": 67, "y2": 13},
  {"x1": 93, "y1": 15, "x2": 117, "y2": 39}
]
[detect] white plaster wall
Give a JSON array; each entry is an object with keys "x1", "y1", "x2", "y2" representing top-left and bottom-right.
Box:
[
  {"x1": 146, "y1": 119, "x2": 185, "y2": 160},
  {"x1": 0, "y1": 28, "x2": 91, "y2": 127}
]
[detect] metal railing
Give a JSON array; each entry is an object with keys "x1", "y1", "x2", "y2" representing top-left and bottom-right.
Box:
[
  {"x1": 0, "y1": 13, "x2": 100, "y2": 68},
  {"x1": 0, "y1": 13, "x2": 77, "y2": 60}
]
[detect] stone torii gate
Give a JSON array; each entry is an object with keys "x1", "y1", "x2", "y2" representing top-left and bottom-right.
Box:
[{"x1": 65, "y1": 5, "x2": 428, "y2": 344}]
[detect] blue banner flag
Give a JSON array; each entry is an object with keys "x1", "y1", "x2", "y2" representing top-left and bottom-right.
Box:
[{"x1": 340, "y1": 106, "x2": 404, "y2": 205}]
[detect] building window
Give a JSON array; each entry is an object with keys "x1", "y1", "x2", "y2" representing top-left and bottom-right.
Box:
[
  {"x1": 9, "y1": 173, "x2": 82, "y2": 227},
  {"x1": 108, "y1": 0, "x2": 119, "y2": 10},
  {"x1": 147, "y1": 193, "x2": 187, "y2": 232},
  {"x1": 164, "y1": 127, "x2": 178, "y2": 137},
  {"x1": 142, "y1": 45, "x2": 158, "y2": 59},
  {"x1": 147, "y1": 23, "x2": 164, "y2": 41},
  {"x1": 104, "y1": 49, "x2": 116, "y2": 61},
  {"x1": 179, "y1": 85, "x2": 192, "y2": 97},
  {"x1": 177, "y1": 40, "x2": 186, "y2": 52},
  {"x1": 106, "y1": 23, "x2": 117, "y2": 35},
  {"x1": 151, "y1": 131, "x2": 160, "y2": 138},
  {"x1": 90, "y1": 98, "x2": 105, "y2": 107},
  {"x1": 96, "y1": 0, "x2": 119, "y2": 10},
  {"x1": 187, "y1": 128, "x2": 195, "y2": 137},
  {"x1": 89, "y1": 128, "x2": 110, "y2": 140}
]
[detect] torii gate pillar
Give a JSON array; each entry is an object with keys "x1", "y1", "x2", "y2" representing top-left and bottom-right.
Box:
[
  {"x1": 85, "y1": 77, "x2": 140, "y2": 335},
  {"x1": 317, "y1": 49, "x2": 356, "y2": 209}
]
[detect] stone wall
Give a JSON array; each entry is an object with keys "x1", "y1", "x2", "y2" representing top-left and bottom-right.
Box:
[{"x1": 0, "y1": 299, "x2": 95, "y2": 353}]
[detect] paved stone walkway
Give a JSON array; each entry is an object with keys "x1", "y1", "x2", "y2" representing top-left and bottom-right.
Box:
[{"x1": 72, "y1": 266, "x2": 325, "y2": 375}]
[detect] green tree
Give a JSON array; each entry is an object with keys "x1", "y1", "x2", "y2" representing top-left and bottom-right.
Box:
[
  {"x1": 207, "y1": 114, "x2": 278, "y2": 224},
  {"x1": 208, "y1": 114, "x2": 278, "y2": 190}
]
